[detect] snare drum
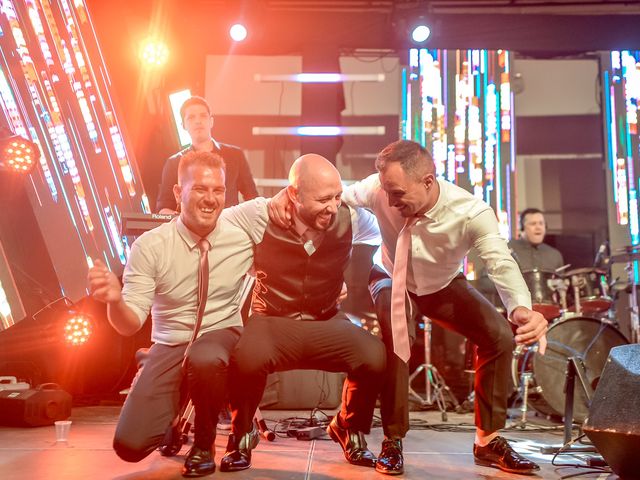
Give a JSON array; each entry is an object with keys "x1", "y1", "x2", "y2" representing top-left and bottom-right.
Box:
[
  {"x1": 521, "y1": 269, "x2": 562, "y2": 321},
  {"x1": 566, "y1": 268, "x2": 612, "y2": 314},
  {"x1": 512, "y1": 315, "x2": 627, "y2": 422}
]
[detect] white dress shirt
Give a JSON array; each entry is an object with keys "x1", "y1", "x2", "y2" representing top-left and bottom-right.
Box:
[
  {"x1": 342, "y1": 174, "x2": 531, "y2": 315},
  {"x1": 122, "y1": 198, "x2": 269, "y2": 345}
]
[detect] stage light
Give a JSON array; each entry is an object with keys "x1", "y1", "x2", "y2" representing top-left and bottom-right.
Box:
[
  {"x1": 0, "y1": 135, "x2": 39, "y2": 174},
  {"x1": 254, "y1": 73, "x2": 385, "y2": 83},
  {"x1": 62, "y1": 312, "x2": 93, "y2": 346},
  {"x1": 252, "y1": 126, "x2": 385, "y2": 136},
  {"x1": 229, "y1": 23, "x2": 248, "y2": 42},
  {"x1": 139, "y1": 38, "x2": 169, "y2": 67},
  {"x1": 0, "y1": 296, "x2": 145, "y2": 397},
  {"x1": 411, "y1": 25, "x2": 431, "y2": 43}
]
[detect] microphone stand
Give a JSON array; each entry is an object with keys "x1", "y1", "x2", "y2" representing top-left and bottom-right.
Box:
[{"x1": 539, "y1": 356, "x2": 597, "y2": 455}]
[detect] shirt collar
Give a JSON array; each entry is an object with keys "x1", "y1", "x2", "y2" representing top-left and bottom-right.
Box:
[
  {"x1": 176, "y1": 216, "x2": 216, "y2": 251},
  {"x1": 420, "y1": 178, "x2": 445, "y2": 221},
  {"x1": 291, "y1": 211, "x2": 311, "y2": 238},
  {"x1": 189, "y1": 137, "x2": 221, "y2": 154}
]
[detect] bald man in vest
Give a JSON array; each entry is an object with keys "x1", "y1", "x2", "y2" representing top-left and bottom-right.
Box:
[{"x1": 220, "y1": 154, "x2": 386, "y2": 473}]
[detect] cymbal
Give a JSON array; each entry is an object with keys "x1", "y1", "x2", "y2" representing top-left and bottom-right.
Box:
[
  {"x1": 618, "y1": 244, "x2": 640, "y2": 251},
  {"x1": 611, "y1": 251, "x2": 640, "y2": 263},
  {"x1": 610, "y1": 280, "x2": 631, "y2": 293}
]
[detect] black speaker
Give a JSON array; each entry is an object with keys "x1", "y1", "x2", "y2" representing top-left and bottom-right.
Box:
[
  {"x1": 583, "y1": 344, "x2": 640, "y2": 479},
  {"x1": 0, "y1": 383, "x2": 72, "y2": 427}
]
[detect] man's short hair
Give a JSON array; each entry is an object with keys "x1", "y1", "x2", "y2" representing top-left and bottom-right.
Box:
[
  {"x1": 519, "y1": 207, "x2": 544, "y2": 231},
  {"x1": 375, "y1": 139, "x2": 434, "y2": 181},
  {"x1": 178, "y1": 150, "x2": 225, "y2": 185},
  {"x1": 179, "y1": 96, "x2": 210, "y2": 121}
]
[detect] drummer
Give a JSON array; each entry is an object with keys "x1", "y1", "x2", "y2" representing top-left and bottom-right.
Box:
[{"x1": 509, "y1": 208, "x2": 564, "y2": 271}]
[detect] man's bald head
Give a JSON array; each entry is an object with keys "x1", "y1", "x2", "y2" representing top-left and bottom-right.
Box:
[
  {"x1": 287, "y1": 154, "x2": 343, "y2": 231},
  {"x1": 288, "y1": 154, "x2": 341, "y2": 196}
]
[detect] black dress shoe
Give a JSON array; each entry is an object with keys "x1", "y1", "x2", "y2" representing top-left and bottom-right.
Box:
[
  {"x1": 159, "y1": 423, "x2": 186, "y2": 457},
  {"x1": 326, "y1": 416, "x2": 377, "y2": 468},
  {"x1": 473, "y1": 436, "x2": 540, "y2": 475},
  {"x1": 182, "y1": 446, "x2": 215, "y2": 477},
  {"x1": 219, "y1": 428, "x2": 260, "y2": 472},
  {"x1": 376, "y1": 438, "x2": 404, "y2": 475}
]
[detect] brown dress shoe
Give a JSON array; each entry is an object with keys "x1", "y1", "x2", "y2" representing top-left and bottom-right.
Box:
[
  {"x1": 473, "y1": 436, "x2": 540, "y2": 475},
  {"x1": 326, "y1": 416, "x2": 377, "y2": 468},
  {"x1": 376, "y1": 438, "x2": 404, "y2": 475}
]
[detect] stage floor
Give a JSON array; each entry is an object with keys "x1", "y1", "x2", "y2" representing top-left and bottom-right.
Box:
[{"x1": 0, "y1": 406, "x2": 616, "y2": 479}]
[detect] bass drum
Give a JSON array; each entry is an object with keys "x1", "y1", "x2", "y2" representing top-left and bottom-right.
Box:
[{"x1": 512, "y1": 315, "x2": 628, "y2": 423}]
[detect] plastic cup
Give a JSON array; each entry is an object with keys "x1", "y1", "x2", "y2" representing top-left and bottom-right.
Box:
[{"x1": 54, "y1": 420, "x2": 72, "y2": 443}]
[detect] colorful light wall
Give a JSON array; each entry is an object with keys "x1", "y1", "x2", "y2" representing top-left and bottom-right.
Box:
[
  {"x1": 402, "y1": 48, "x2": 516, "y2": 241},
  {"x1": 602, "y1": 51, "x2": 640, "y2": 246},
  {"x1": 0, "y1": 0, "x2": 147, "y2": 327}
]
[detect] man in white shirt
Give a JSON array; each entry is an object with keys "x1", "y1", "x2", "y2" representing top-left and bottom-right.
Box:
[
  {"x1": 88, "y1": 151, "x2": 268, "y2": 477},
  {"x1": 269, "y1": 140, "x2": 548, "y2": 475},
  {"x1": 341, "y1": 140, "x2": 547, "y2": 475}
]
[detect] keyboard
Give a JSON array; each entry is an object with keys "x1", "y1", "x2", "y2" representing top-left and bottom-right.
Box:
[{"x1": 121, "y1": 212, "x2": 176, "y2": 236}]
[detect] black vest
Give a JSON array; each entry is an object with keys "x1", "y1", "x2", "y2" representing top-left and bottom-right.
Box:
[{"x1": 252, "y1": 204, "x2": 353, "y2": 320}]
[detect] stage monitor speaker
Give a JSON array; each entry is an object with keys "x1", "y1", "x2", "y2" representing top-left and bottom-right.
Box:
[
  {"x1": 0, "y1": 383, "x2": 72, "y2": 427},
  {"x1": 583, "y1": 344, "x2": 640, "y2": 479},
  {"x1": 260, "y1": 370, "x2": 344, "y2": 410}
]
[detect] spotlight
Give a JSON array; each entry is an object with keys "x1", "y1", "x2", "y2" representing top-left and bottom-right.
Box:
[
  {"x1": 411, "y1": 24, "x2": 431, "y2": 43},
  {"x1": 0, "y1": 135, "x2": 39, "y2": 174},
  {"x1": 139, "y1": 38, "x2": 169, "y2": 67},
  {"x1": 62, "y1": 312, "x2": 93, "y2": 346},
  {"x1": 229, "y1": 23, "x2": 247, "y2": 42},
  {"x1": 0, "y1": 296, "x2": 144, "y2": 398}
]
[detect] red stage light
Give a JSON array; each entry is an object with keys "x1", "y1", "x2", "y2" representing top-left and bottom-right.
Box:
[
  {"x1": 62, "y1": 312, "x2": 93, "y2": 346},
  {"x1": 0, "y1": 135, "x2": 39, "y2": 174}
]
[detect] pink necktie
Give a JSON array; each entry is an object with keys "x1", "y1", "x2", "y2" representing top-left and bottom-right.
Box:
[
  {"x1": 391, "y1": 217, "x2": 418, "y2": 362},
  {"x1": 182, "y1": 238, "x2": 210, "y2": 368}
]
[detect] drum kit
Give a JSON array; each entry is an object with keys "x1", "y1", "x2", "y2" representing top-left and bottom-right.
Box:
[{"x1": 512, "y1": 244, "x2": 640, "y2": 424}]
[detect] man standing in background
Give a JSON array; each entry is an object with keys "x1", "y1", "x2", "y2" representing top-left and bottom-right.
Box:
[{"x1": 156, "y1": 96, "x2": 258, "y2": 213}]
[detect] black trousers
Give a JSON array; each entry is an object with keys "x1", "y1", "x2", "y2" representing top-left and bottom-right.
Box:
[
  {"x1": 113, "y1": 326, "x2": 241, "y2": 462},
  {"x1": 412, "y1": 274, "x2": 514, "y2": 433},
  {"x1": 371, "y1": 267, "x2": 514, "y2": 435},
  {"x1": 368, "y1": 265, "x2": 418, "y2": 439},
  {"x1": 228, "y1": 313, "x2": 387, "y2": 435}
]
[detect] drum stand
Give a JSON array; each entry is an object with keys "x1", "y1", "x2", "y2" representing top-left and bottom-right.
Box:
[
  {"x1": 611, "y1": 245, "x2": 640, "y2": 342},
  {"x1": 511, "y1": 366, "x2": 534, "y2": 428},
  {"x1": 408, "y1": 316, "x2": 460, "y2": 421},
  {"x1": 548, "y1": 276, "x2": 570, "y2": 313},
  {"x1": 571, "y1": 276, "x2": 585, "y2": 315},
  {"x1": 512, "y1": 278, "x2": 570, "y2": 427}
]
